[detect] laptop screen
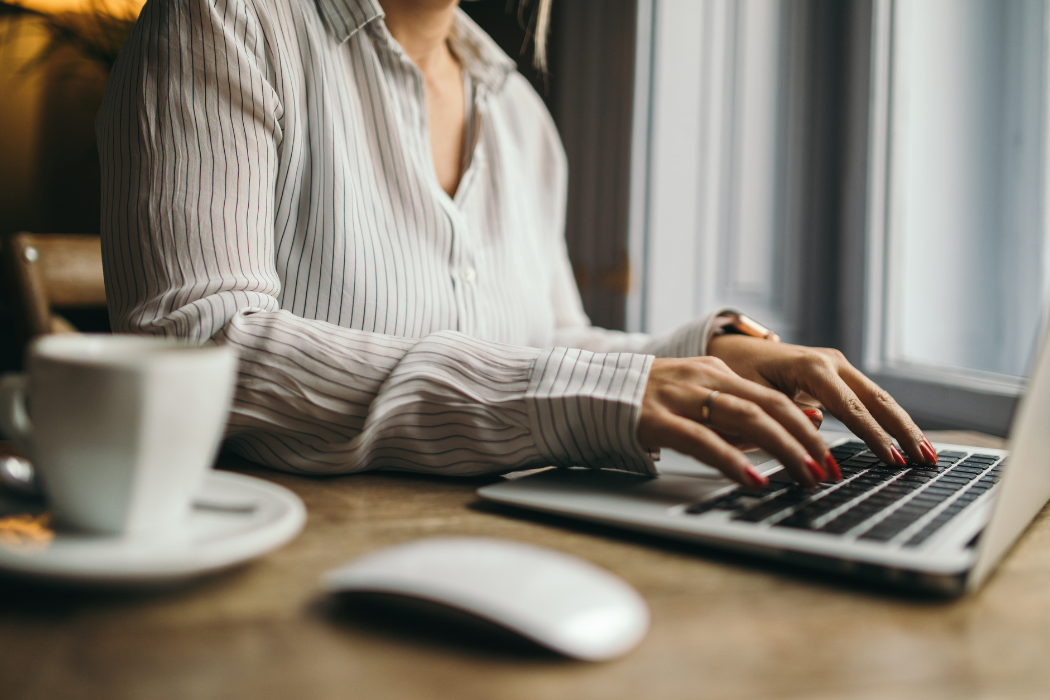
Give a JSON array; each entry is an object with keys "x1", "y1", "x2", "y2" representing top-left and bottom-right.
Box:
[{"x1": 969, "y1": 322, "x2": 1050, "y2": 589}]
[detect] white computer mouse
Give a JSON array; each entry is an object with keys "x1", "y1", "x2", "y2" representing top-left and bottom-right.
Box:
[{"x1": 322, "y1": 537, "x2": 650, "y2": 661}]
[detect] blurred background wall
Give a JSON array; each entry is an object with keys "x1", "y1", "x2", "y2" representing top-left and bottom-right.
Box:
[{"x1": 0, "y1": 0, "x2": 142, "y2": 368}]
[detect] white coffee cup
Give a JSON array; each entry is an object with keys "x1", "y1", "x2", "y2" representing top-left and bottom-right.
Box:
[{"x1": 0, "y1": 334, "x2": 238, "y2": 536}]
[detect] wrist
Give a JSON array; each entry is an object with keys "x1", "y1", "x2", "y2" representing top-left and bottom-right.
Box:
[
  {"x1": 711, "y1": 312, "x2": 780, "y2": 342},
  {"x1": 707, "y1": 313, "x2": 779, "y2": 361}
]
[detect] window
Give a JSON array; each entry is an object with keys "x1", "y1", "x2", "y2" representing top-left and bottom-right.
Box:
[
  {"x1": 630, "y1": 0, "x2": 798, "y2": 339},
  {"x1": 861, "y1": 0, "x2": 1050, "y2": 433},
  {"x1": 628, "y1": 0, "x2": 1050, "y2": 435}
]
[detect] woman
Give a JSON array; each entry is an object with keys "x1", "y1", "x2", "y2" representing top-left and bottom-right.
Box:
[{"x1": 97, "y1": 0, "x2": 937, "y2": 489}]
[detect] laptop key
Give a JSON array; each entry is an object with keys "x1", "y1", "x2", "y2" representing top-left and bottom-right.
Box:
[
  {"x1": 831, "y1": 442, "x2": 868, "y2": 460},
  {"x1": 895, "y1": 503, "x2": 929, "y2": 516},
  {"x1": 683, "y1": 491, "x2": 761, "y2": 515},
  {"x1": 903, "y1": 482, "x2": 994, "y2": 547},
  {"x1": 858, "y1": 527, "x2": 898, "y2": 542},
  {"x1": 939, "y1": 481, "x2": 974, "y2": 491},
  {"x1": 912, "y1": 492, "x2": 949, "y2": 504},
  {"x1": 855, "y1": 473, "x2": 894, "y2": 484},
  {"x1": 827, "y1": 491, "x2": 869, "y2": 501},
  {"x1": 819, "y1": 511, "x2": 872, "y2": 533},
  {"x1": 876, "y1": 462, "x2": 905, "y2": 470},
  {"x1": 732, "y1": 489, "x2": 811, "y2": 523},
  {"x1": 818, "y1": 519, "x2": 860, "y2": 534},
  {"x1": 773, "y1": 491, "x2": 859, "y2": 529},
  {"x1": 906, "y1": 529, "x2": 936, "y2": 547},
  {"x1": 816, "y1": 487, "x2": 909, "y2": 534},
  {"x1": 858, "y1": 502, "x2": 935, "y2": 541},
  {"x1": 774, "y1": 514, "x2": 819, "y2": 530}
]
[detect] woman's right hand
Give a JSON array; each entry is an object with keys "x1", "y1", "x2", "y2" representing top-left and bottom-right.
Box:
[{"x1": 637, "y1": 356, "x2": 836, "y2": 489}]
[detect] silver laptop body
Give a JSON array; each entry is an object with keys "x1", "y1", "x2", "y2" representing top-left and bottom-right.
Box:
[{"x1": 477, "y1": 331, "x2": 1050, "y2": 596}]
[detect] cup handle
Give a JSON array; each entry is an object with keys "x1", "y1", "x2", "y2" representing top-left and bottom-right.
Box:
[{"x1": 0, "y1": 373, "x2": 32, "y2": 446}]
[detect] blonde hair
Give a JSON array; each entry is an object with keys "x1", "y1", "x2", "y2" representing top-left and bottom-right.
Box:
[
  {"x1": 533, "y1": 0, "x2": 551, "y2": 71},
  {"x1": 514, "y1": 0, "x2": 552, "y2": 72}
]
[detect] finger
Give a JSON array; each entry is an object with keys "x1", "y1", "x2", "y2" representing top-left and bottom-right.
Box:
[
  {"x1": 795, "y1": 391, "x2": 821, "y2": 406},
  {"x1": 801, "y1": 367, "x2": 904, "y2": 467},
  {"x1": 699, "y1": 374, "x2": 834, "y2": 482},
  {"x1": 838, "y1": 365, "x2": 935, "y2": 465},
  {"x1": 702, "y1": 393, "x2": 824, "y2": 487},
  {"x1": 796, "y1": 402, "x2": 823, "y2": 430},
  {"x1": 648, "y1": 411, "x2": 770, "y2": 488}
]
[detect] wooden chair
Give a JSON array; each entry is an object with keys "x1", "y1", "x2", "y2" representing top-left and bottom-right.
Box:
[{"x1": 1, "y1": 233, "x2": 107, "y2": 346}]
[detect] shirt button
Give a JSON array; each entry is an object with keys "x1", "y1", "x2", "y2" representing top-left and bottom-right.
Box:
[{"x1": 460, "y1": 266, "x2": 477, "y2": 283}]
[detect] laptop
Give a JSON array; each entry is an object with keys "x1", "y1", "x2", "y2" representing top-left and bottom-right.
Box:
[{"x1": 477, "y1": 329, "x2": 1050, "y2": 596}]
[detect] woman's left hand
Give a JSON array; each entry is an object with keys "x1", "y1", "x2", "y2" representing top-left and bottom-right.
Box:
[{"x1": 707, "y1": 334, "x2": 938, "y2": 467}]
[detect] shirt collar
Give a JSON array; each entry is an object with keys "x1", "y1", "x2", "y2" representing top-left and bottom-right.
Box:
[
  {"x1": 447, "y1": 10, "x2": 517, "y2": 94},
  {"x1": 314, "y1": 0, "x2": 384, "y2": 44},
  {"x1": 313, "y1": 0, "x2": 516, "y2": 94}
]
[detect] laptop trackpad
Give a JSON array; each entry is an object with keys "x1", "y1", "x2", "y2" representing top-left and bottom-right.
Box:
[{"x1": 487, "y1": 468, "x2": 733, "y2": 511}]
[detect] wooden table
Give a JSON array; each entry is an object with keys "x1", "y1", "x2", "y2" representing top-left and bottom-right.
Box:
[{"x1": 3, "y1": 431, "x2": 1049, "y2": 700}]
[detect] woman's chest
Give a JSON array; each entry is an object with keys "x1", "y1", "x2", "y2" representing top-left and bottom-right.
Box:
[{"x1": 266, "y1": 40, "x2": 557, "y2": 347}]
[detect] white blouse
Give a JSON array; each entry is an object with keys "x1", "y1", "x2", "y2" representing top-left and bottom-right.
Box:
[{"x1": 97, "y1": 0, "x2": 715, "y2": 476}]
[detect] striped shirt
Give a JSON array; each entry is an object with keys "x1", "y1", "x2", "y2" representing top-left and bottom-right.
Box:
[{"x1": 96, "y1": 0, "x2": 716, "y2": 476}]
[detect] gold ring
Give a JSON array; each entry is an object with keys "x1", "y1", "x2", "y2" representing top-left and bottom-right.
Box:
[{"x1": 700, "y1": 390, "x2": 720, "y2": 426}]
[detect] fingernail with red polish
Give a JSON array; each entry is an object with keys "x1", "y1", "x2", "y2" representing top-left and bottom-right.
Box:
[
  {"x1": 919, "y1": 442, "x2": 936, "y2": 465},
  {"x1": 804, "y1": 455, "x2": 826, "y2": 482},
  {"x1": 919, "y1": 440, "x2": 937, "y2": 465},
  {"x1": 825, "y1": 453, "x2": 842, "y2": 481},
  {"x1": 744, "y1": 466, "x2": 769, "y2": 489},
  {"x1": 890, "y1": 446, "x2": 907, "y2": 466},
  {"x1": 922, "y1": 437, "x2": 938, "y2": 462},
  {"x1": 803, "y1": 409, "x2": 821, "y2": 418}
]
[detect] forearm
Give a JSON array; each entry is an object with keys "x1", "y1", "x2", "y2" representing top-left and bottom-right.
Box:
[{"x1": 218, "y1": 312, "x2": 657, "y2": 475}]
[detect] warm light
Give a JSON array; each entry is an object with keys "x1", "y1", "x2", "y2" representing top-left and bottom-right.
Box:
[
  {"x1": 0, "y1": 513, "x2": 54, "y2": 550},
  {"x1": 10, "y1": 0, "x2": 146, "y2": 16}
]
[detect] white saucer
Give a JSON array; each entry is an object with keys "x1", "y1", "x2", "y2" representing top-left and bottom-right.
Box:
[{"x1": 0, "y1": 470, "x2": 306, "y2": 585}]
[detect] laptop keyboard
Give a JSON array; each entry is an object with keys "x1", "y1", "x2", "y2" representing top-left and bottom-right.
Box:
[{"x1": 685, "y1": 441, "x2": 1003, "y2": 547}]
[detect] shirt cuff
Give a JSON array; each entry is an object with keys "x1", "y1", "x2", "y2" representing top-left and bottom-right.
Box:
[
  {"x1": 642, "y1": 307, "x2": 742, "y2": 358},
  {"x1": 525, "y1": 347, "x2": 657, "y2": 475}
]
